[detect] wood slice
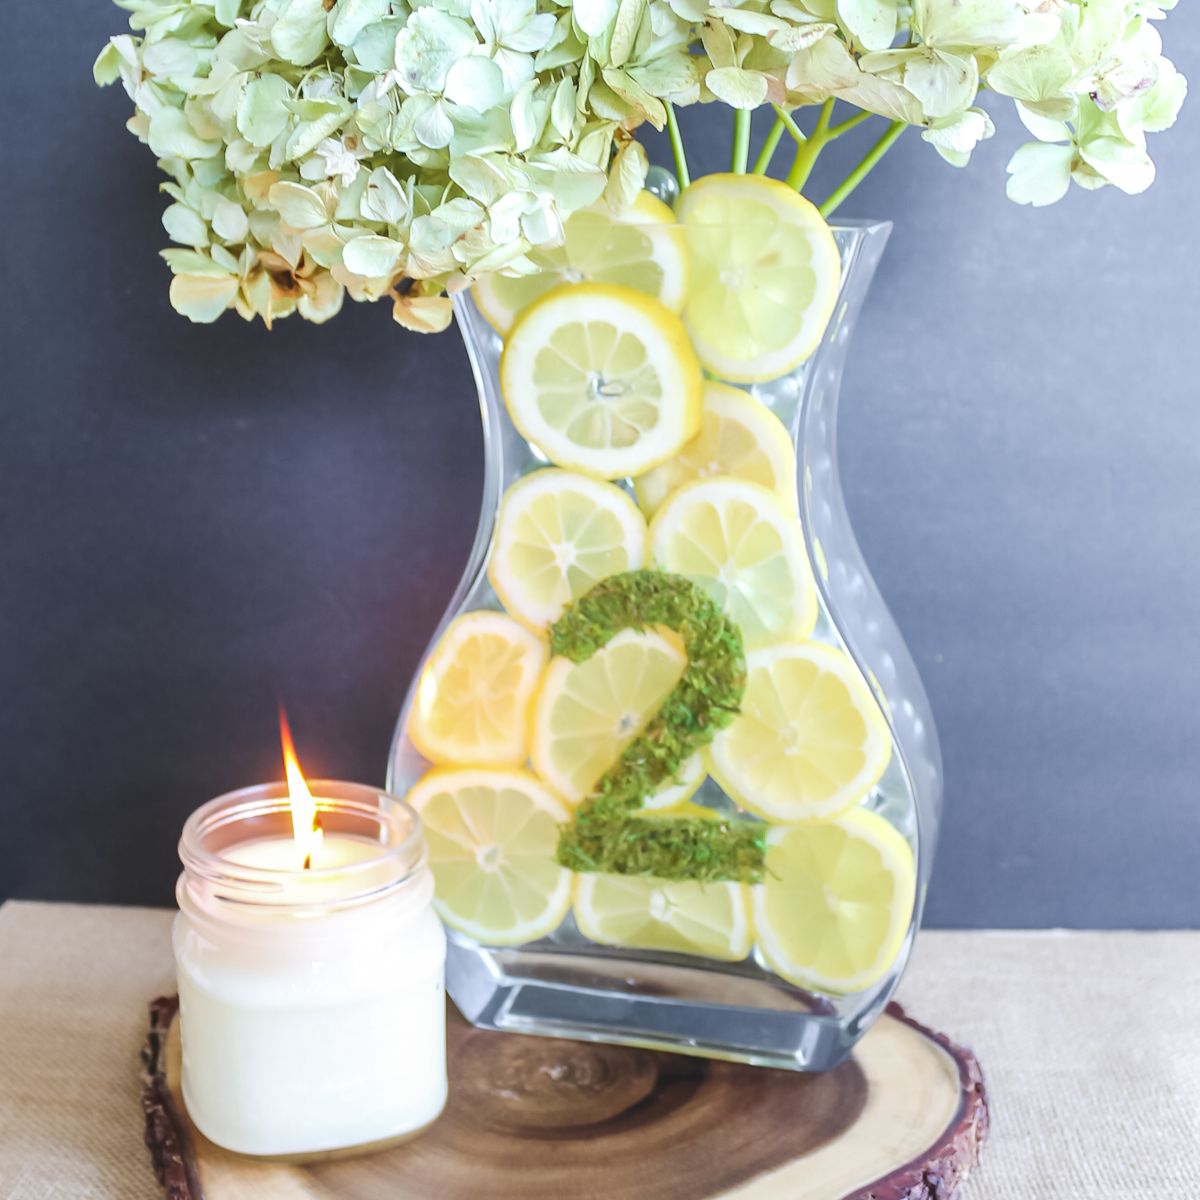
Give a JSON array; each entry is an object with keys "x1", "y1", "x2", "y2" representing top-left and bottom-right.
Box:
[{"x1": 142, "y1": 997, "x2": 987, "y2": 1200}]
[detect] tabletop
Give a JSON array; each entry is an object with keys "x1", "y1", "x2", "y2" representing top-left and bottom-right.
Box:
[{"x1": 0, "y1": 901, "x2": 1196, "y2": 1200}]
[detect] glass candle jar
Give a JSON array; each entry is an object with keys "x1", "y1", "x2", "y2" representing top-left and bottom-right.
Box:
[{"x1": 174, "y1": 780, "x2": 447, "y2": 1159}]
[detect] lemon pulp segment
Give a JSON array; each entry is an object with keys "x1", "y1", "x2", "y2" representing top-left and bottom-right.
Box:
[
  {"x1": 648, "y1": 477, "x2": 817, "y2": 647},
  {"x1": 678, "y1": 174, "x2": 841, "y2": 383},
  {"x1": 634, "y1": 380, "x2": 798, "y2": 517},
  {"x1": 752, "y1": 808, "x2": 915, "y2": 993},
  {"x1": 409, "y1": 611, "x2": 547, "y2": 766},
  {"x1": 707, "y1": 640, "x2": 892, "y2": 823},
  {"x1": 640, "y1": 750, "x2": 706, "y2": 811},
  {"x1": 575, "y1": 874, "x2": 751, "y2": 960},
  {"x1": 530, "y1": 627, "x2": 688, "y2": 803},
  {"x1": 406, "y1": 768, "x2": 573, "y2": 945},
  {"x1": 500, "y1": 283, "x2": 703, "y2": 480},
  {"x1": 473, "y1": 194, "x2": 688, "y2": 335},
  {"x1": 488, "y1": 469, "x2": 646, "y2": 631}
]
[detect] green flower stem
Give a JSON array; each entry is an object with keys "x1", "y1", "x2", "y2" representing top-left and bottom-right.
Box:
[
  {"x1": 826, "y1": 108, "x2": 873, "y2": 140},
  {"x1": 731, "y1": 108, "x2": 752, "y2": 174},
  {"x1": 819, "y1": 119, "x2": 907, "y2": 217},
  {"x1": 786, "y1": 97, "x2": 834, "y2": 192},
  {"x1": 666, "y1": 102, "x2": 691, "y2": 191},
  {"x1": 752, "y1": 115, "x2": 786, "y2": 174},
  {"x1": 772, "y1": 104, "x2": 808, "y2": 147}
]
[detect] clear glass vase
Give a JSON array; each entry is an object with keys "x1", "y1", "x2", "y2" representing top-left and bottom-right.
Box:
[{"x1": 387, "y1": 217, "x2": 942, "y2": 1071}]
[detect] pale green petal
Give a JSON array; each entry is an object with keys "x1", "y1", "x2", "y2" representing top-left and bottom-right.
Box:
[
  {"x1": 627, "y1": 49, "x2": 702, "y2": 96},
  {"x1": 169, "y1": 274, "x2": 240, "y2": 322},
  {"x1": 342, "y1": 235, "x2": 405, "y2": 277},
  {"x1": 272, "y1": 0, "x2": 332, "y2": 66},
  {"x1": 237, "y1": 74, "x2": 292, "y2": 147},
  {"x1": 298, "y1": 277, "x2": 346, "y2": 323},
  {"x1": 836, "y1": 0, "x2": 897, "y2": 53},
  {"x1": 212, "y1": 198, "x2": 251, "y2": 242},
  {"x1": 267, "y1": 181, "x2": 331, "y2": 229},
  {"x1": 162, "y1": 202, "x2": 210, "y2": 246},
  {"x1": 1130, "y1": 58, "x2": 1187, "y2": 133},
  {"x1": 603, "y1": 136, "x2": 648, "y2": 213},
  {"x1": 575, "y1": 0, "x2": 619, "y2": 37},
  {"x1": 143, "y1": 38, "x2": 200, "y2": 85},
  {"x1": 1005, "y1": 140, "x2": 1072, "y2": 205},
  {"x1": 510, "y1": 78, "x2": 542, "y2": 151},
  {"x1": 1016, "y1": 100, "x2": 1070, "y2": 142},
  {"x1": 705, "y1": 66, "x2": 770, "y2": 108},
  {"x1": 394, "y1": 10, "x2": 478, "y2": 94},
  {"x1": 149, "y1": 107, "x2": 223, "y2": 161},
  {"x1": 329, "y1": 0, "x2": 391, "y2": 47},
  {"x1": 551, "y1": 75, "x2": 577, "y2": 139},
  {"x1": 900, "y1": 50, "x2": 977, "y2": 118},
  {"x1": 1079, "y1": 136, "x2": 1156, "y2": 194},
  {"x1": 160, "y1": 249, "x2": 233, "y2": 277},
  {"x1": 444, "y1": 55, "x2": 505, "y2": 110},
  {"x1": 351, "y1": 17, "x2": 408, "y2": 70},
  {"x1": 610, "y1": 0, "x2": 649, "y2": 66},
  {"x1": 912, "y1": 0, "x2": 1024, "y2": 48},
  {"x1": 786, "y1": 33, "x2": 860, "y2": 91},
  {"x1": 361, "y1": 166, "x2": 412, "y2": 224},
  {"x1": 94, "y1": 41, "x2": 123, "y2": 86},
  {"x1": 286, "y1": 111, "x2": 352, "y2": 159},
  {"x1": 985, "y1": 44, "x2": 1073, "y2": 102},
  {"x1": 214, "y1": 0, "x2": 243, "y2": 28},
  {"x1": 922, "y1": 105, "x2": 994, "y2": 164}
]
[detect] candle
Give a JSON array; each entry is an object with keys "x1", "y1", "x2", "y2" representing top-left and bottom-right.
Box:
[{"x1": 173, "y1": 726, "x2": 447, "y2": 1159}]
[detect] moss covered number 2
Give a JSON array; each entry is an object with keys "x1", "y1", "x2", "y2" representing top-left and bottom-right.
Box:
[{"x1": 552, "y1": 570, "x2": 767, "y2": 884}]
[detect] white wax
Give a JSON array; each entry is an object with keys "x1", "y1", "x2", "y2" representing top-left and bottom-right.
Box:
[
  {"x1": 224, "y1": 833, "x2": 381, "y2": 872},
  {"x1": 175, "y1": 834, "x2": 447, "y2": 1158}
]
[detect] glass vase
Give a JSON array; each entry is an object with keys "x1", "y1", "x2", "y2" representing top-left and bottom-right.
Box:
[{"x1": 387, "y1": 217, "x2": 942, "y2": 1071}]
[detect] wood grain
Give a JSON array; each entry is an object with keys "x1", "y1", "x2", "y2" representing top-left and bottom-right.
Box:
[{"x1": 143, "y1": 997, "x2": 987, "y2": 1200}]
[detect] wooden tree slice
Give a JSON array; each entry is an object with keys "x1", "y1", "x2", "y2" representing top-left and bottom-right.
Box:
[{"x1": 142, "y1": 997, "x2": 987, "y2": 1200}]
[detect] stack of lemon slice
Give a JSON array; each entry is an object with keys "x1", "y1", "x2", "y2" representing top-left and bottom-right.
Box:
[{"x1": 402, "y1": 176, "x2": 915, "y2": 994}]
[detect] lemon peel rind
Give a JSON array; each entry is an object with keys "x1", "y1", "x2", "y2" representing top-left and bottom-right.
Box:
[
  {"x1": 499, "y1": 283, "x2": 704, "y2": 481},
  {"x1": 647, "y1": 476, "x2": 819, "y2": 647},
  {"x1": 407, "y1": 611, "x2": 548, "y2": 768},
  {"x1": 707, "y1": 639, "x2": 893, "y2": 824},
  {"x1": 573, "y1": 874, "x2": 752, "y2": 961},
  {"x1": 487, "y1": 468, "x2": 648, "y2": 632},
  {"x1": 406, "y1": 767, "x2": 575, "y2": 947},
  {"x1": 677, "y1": 174, "x2": 842, "y2": 385},
  {"x1": 750, "y1": 810, "x2": 916, "y2": 995}
]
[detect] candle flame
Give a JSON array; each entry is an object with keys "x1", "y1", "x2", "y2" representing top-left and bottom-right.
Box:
[{"x1": 279, "y1": 707, "x2": 319, "y2": 870}]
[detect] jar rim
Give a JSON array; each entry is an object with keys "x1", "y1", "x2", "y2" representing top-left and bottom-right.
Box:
[{"x1": 179, "y1": 779, "x2": 426, "y2": 913}]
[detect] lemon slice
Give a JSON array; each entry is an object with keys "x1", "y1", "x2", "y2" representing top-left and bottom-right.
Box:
[
  {"x1": 500, "y1": 283, "x2": 704, "y2": 480},
  {"x1": 648, "y1": 477, "x2": 817, "y2": 647},
  {"x1": 406, "y1": 767, "x2": 573, "y2": 945},
  {"x1": 634, "y1": 381, "x2": 798, "y2": 518},
  {"x1": 487, "y1": 469, "x2": 647, "y2": 631},
  {"x1": 752, "y1": 808, "x2": 915, "y2": 994},
  {"x1": 530, "y1": 627, "x2": 687, "y2": 803},
  {"x1": 677, "y1": 174, "x2": 841, "y2": 383},
  {"x1": 641, "y1": 751, "x2": 705, "y2": 812},
  {"x1": 575, "y1": 873, "x2": 751, "y2": 960},
  {"x1": 707, "y1": 641, "x2": 892, "y2": 823},
  {"x1": 408, "y1": 611, "x2": 547, "y2": 767},
  {"x1": 473, "y1": 193, "x2": 689, "y2": 335}
]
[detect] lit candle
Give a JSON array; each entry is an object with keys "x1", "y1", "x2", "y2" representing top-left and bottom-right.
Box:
[{"x1": 172, "y1": 718, "x2": 447, "y2": 1159}]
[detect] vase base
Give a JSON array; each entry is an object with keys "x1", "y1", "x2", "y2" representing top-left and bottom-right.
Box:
[{"x1": 445, "y1": 931, "x2": 895, "y2": 1072}]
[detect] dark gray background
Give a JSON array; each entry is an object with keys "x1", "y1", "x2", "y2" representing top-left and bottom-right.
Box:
[{"x1": 1, "y1": 3, "x2": 1196, "y2": 925}]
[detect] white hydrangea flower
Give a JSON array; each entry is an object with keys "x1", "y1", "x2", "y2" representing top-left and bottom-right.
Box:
[{"x1": 96, "y1": 0, "x2": 1186, "y2": 328}]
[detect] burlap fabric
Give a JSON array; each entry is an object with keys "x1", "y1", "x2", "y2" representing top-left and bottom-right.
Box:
[{"x1": 0, "y1": 901, "x2": 1196, "y2": 1198}]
